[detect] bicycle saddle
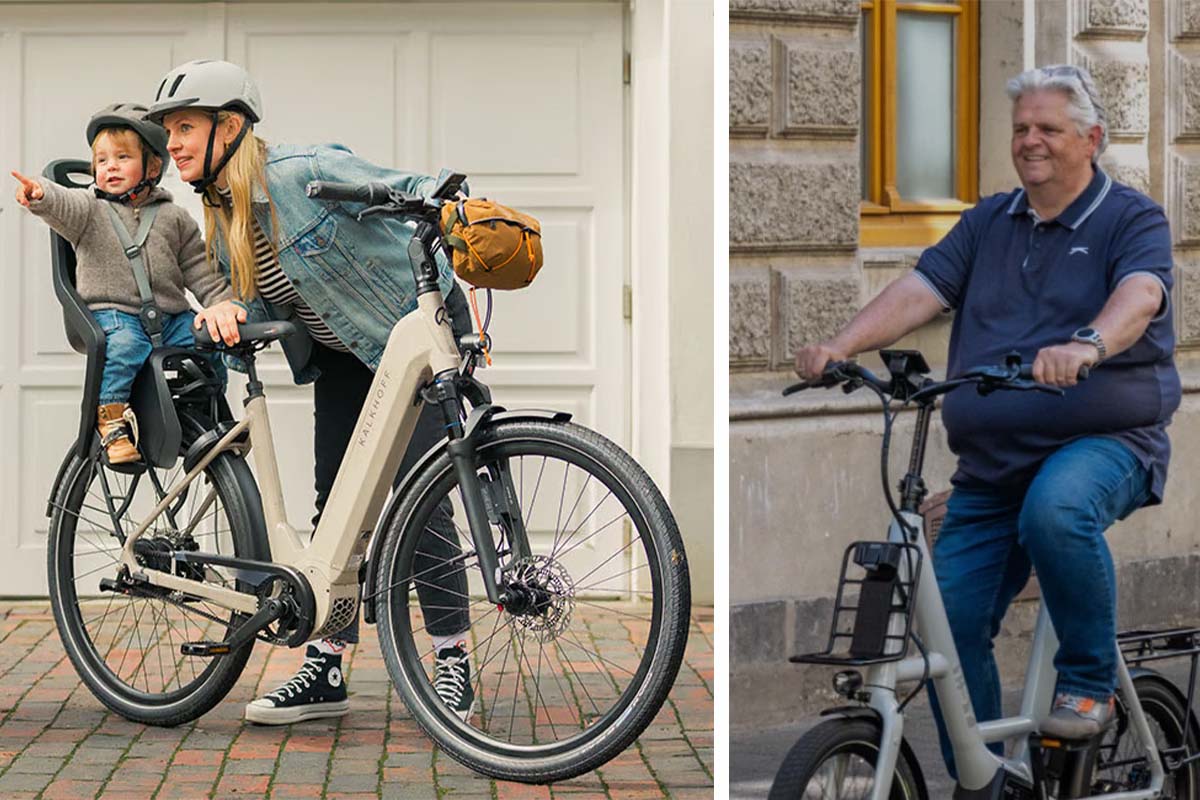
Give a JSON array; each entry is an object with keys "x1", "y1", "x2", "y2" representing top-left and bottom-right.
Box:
[{"x1": 193, "y1": 320, "x2": 298, "y2": 349}]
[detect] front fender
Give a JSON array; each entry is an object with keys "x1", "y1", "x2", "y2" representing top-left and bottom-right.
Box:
[{"x1": 361, "y1": 405, "x2": 572, "y2": 624}]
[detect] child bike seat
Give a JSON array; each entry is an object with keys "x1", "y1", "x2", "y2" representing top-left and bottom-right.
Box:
[{"x1": 43, "y1": 158, "x2": 233, "y2": 469}]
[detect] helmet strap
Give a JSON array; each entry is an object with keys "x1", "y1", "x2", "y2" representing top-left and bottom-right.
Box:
[
  {"x1": 189, "y1": 109, "x2": 250, "y2": 194},
  {"x1": 93, "y1": 176, "x2": 156, "y2": 204}
]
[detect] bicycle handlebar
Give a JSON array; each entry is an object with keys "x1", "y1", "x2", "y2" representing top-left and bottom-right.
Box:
[
  {"x1": 783, "y1": 357, "x2": 1089, "y2": 401},
  {"x1": 305, "y1": 180, "x2": 396, "y2": 206}
]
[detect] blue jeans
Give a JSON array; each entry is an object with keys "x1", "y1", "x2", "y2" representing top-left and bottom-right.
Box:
[
  {"x1": 95, "y1": 309, "x2": 224, "y2": 404},
  {"x1": 928, "y1": 436, "x2": 1151, "y2": 778}
]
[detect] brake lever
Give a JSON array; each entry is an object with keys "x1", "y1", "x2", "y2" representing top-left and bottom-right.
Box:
[
  {"x1": 1010, "y1": 379, "x2": 1065, "y2": 397},
  {"x1": 782, "y1": 364, "x2": 851, "y2": 396},
  {"x1": 782, "y1": 374, "x2": 838, "y2": 396},
  {"x1": 356, "y1": 204, "x2": 394, "y2": 222}
]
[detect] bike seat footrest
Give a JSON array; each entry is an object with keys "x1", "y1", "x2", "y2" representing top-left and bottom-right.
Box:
[{"x1": 180, "y1": 641, "x2": 232, "y2": 657}]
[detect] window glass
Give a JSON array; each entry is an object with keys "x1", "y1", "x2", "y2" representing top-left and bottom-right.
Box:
[{"x1": 896, "y1": 12, "x2": 956, "y2": 201}]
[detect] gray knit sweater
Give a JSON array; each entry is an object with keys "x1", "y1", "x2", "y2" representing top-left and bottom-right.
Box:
[{"x1": 28, "y1": 182, "x2": 231, "y2": 314}]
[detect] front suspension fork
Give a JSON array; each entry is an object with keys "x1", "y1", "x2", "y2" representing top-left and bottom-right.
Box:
[{"x1": 429, "y1": 370, "x2": 532, "y2": 604}]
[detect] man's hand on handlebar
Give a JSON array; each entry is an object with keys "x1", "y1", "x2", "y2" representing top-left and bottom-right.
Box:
[
  {"x1": 1033, "y1": 342, "x2": 1100, "y2": 387},
  {"x1": 795, "y1": 341, "x2": 851, "y2": 380},
  {"x1": 194, "y1": 299, "x2": 248, "y2": 347}
]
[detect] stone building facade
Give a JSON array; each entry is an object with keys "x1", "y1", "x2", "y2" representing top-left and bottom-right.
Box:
[{"x1": 730, "y1": 0, "x2": 1200, "y2": 728}]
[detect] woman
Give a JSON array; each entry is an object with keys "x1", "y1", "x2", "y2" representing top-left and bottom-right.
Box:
[{"x1": 146, "y1": 59, "x2": 474, "y2": 725}]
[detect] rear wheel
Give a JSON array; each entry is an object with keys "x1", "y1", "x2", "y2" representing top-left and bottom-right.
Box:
[
  {"x1": 1072, "y1": 675, "x2": 1200, "y2": 799},
  {"x1": 47, "y1": 444, "x2": 265, "y2": 726}
]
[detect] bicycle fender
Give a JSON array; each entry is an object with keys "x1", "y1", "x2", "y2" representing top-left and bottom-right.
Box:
[
  {"x1": 815, "y1": 706, "x2": 930, "y2": 798},
  {"x1": 360, "y1": 406, "x2": 572, "y2": 624},
  {"x1": 818, "y1": 704, "x2": 880, "y2": 721},
  {"x1": 46, "y1": 446, "x2": 79, "y2": 518},
  {"x1": 1128, "y1": 667, "x2": 1200, "y2": 742}
]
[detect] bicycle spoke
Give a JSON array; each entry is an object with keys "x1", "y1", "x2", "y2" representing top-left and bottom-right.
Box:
[
  {"x1": 553, "y1": 507, "x2": 628, "y2": 564},
  {"x1": 387, "y1": 431, "x2": 675, "y2": 761}
]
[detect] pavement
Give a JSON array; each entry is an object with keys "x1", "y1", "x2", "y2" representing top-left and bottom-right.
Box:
[{"x1": 0, "y1": 602, "x2": 713, "y2": 800}]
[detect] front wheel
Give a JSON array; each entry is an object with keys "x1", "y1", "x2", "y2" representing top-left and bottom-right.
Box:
[
  {"x1": 375, "y1": 419, "x2": 691, "y2": 783},
  {"x1": 769, "y1": 718, "x2": 928, "y2": 800}
]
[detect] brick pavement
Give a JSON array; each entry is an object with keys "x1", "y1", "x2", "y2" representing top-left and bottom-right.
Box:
[{"x1": 0, "y1": 602, "x2": 712, "y2": 800}]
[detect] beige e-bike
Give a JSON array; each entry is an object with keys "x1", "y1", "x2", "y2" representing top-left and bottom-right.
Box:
[{"x1": 43, "y1": 164, "x2": 691, "y2": 783}]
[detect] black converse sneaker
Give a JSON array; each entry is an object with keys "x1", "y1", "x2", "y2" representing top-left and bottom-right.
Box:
[
  {"x1": 244, "y1": 644, "x2": 350, "y2": 724},
  {"x1": 434, "y1": 645, "x2": 476, "y2": 722}
]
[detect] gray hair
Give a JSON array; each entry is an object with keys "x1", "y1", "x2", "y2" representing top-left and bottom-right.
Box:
[{"x1": 1006, "y1": 64, "x2": 1109, "y2": 162}]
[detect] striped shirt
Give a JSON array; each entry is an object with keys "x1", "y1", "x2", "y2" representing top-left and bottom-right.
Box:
[{"x1": 217, "y1": 187, "x2": 348, "y2": 352}]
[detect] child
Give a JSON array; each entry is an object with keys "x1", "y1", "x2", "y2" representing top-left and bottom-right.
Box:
[{"x1": 12, "y1": 103, "x2": 232, "y2": 464}]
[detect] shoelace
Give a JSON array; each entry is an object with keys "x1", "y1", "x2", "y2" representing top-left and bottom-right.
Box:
[
  {"x1": 265, "y1": 654, "x2": 324, "y2": 702},
  {"x1": 434, "y1": 652, "x2": 468, "y2": 706},
  {"x1": 121, "y1": 407, "x2": 139, "y2": 447}
]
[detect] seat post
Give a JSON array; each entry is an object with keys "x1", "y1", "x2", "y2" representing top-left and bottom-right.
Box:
[{"x1": 241, "y1": 352, "x2": 264, "y2": 403}]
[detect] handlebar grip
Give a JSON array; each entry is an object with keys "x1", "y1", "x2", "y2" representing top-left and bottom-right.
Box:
[
  {"x1": 305, "y1": 180, "x2": 391, "y2": 205},
  {"x1": 1017, "y1": 364, "x2": 1089, "y2": 381},
  {"x1": 193, "y1": 325, "x2": 217, "y2": 348}
]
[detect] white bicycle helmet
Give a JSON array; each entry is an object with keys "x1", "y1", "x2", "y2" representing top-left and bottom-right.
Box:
[{"x1": 146, "y1": 60, "x2": 263, "y2": 192}]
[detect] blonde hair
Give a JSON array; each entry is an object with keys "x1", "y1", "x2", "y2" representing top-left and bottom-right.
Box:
[
  {"x1": 91, "y1": 128, "x2": 163, "y2": 183},
  {"x1": 201, "y1": 110, "x2": 279, "y2": 301}
]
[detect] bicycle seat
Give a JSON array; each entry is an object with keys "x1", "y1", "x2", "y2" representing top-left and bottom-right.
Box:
[{"x1": 193, "y1": 320, "x2": 298, "y2": 349}]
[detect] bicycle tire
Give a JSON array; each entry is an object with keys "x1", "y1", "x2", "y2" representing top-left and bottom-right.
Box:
[
  {"x1": 375, "y1": 419, "x2": 690, "y2": 783},
  {"x1": 47, "y1": 446, "x2": 267, "y2": 726},
  {"x1": 769, "y1": 718, "x2": 928, "y2": 800},
  {"x1": 1067, "y1": 674, "x2": 1200, "y2": 799}
]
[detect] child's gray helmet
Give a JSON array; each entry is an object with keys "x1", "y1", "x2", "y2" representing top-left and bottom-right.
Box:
[
  {"x1": 146, "y1": 59, "x2": 263, "y2": 123},
  {"x1": 87, "y1": 103, "x2": 170, "y2": 200},
  {"x1": 86, "y1": 103, "x2": 169, "y2": 161}
]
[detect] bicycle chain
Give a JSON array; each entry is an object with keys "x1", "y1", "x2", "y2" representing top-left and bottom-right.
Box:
[{"x1": 125, "y1": 582, "x2": 291, "y2": 646}]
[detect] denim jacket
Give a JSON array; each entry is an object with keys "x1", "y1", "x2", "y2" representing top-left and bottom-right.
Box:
[{"x1": 210, "y1": 143, "x2": 458, "y2": 384}]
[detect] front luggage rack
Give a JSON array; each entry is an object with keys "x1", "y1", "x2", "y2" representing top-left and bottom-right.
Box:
[{"x1": 791, "y1": 541, "x2": 922, "y2": 666}]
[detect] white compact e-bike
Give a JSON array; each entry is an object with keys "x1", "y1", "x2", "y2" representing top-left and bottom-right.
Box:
[{"x1": 771, "y1": 351, "x2": 1199, "y2": 800}]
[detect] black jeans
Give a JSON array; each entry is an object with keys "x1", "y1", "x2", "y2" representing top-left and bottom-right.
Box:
[{"x1": 311, "y1": 287, "x2": 473, "y2": 642}]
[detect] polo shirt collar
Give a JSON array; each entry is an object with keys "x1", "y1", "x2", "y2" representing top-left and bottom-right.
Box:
[{"x1": 1006, "y1": 166, "x2": 1112, "y2": 229}]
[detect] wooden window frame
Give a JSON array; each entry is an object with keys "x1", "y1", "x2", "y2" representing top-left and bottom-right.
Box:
[{"x1": 860, "y1": 0, "x2": 979, "y2": 247}]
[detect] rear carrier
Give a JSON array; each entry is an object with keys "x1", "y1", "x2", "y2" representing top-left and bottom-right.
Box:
[{"x1": 791, "y1": 541, "x2": 922, "y2": 665}]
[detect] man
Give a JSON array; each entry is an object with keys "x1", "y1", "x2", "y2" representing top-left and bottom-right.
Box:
[{"x1": 795, "y1": 65, "x2": 1180, "y2": 755}]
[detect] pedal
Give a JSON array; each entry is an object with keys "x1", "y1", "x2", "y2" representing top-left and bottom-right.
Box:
[
  {"x1": 180, "y1": 641, "x2": 233, "y2": 657},
  {"x1": 99, "y1": 577, "x2": 127, "y2": 594}
]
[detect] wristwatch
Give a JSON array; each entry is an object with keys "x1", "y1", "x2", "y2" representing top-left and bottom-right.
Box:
[{"x1": 1071, "y1": 327, "x2": 1107, "y2": 361}]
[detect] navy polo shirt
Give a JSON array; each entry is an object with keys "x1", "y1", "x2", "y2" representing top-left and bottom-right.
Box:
[{"x1": 915, "y1": 167, "x2": 1180, "y2": 505}]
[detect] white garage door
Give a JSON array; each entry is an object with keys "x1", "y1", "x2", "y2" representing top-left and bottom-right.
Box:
[{"x1": 0, "y1": 2, "x2": 625, "y2": 595}]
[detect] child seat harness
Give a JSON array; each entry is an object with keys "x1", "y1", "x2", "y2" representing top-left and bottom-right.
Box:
[{"x1": 102, "y1": 202, "x2": 164, "y2": 346}]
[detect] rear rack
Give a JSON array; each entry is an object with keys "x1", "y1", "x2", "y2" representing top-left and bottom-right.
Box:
[
  {"x1": 1117, "y1": 626, "x2": 1200, "y2": 773},
  {"x1": 791, "y1": 541, "x2": 922, "y2": 667}
]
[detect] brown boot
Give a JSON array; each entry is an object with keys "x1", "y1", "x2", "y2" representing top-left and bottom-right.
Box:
[{"x1": 98, "y1": 403, "x2": 140, "y2": 464}]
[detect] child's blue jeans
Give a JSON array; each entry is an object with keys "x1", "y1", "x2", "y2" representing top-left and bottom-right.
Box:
[{"x1": 94, "y1": 309, "x2": 225, "y2": 404}]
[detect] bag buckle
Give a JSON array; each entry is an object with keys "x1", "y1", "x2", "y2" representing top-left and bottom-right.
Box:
[{"x1": 124, "y1": 244, "x2": 141, "y2": 259}]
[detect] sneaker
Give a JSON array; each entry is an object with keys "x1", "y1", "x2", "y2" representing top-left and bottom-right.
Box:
[
  {"x1": 98, "y1": 403, "x2": 140, "y2": 464},
  {"x1": 244, "y1": 645, "x2": 350, "y2": 724},
  {"x1": 1040, "y1": 692, "x2": 1116, "y2": 739},
  {"x1": 434, "y1": 645, "x2": 476, "y2": 722}
]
